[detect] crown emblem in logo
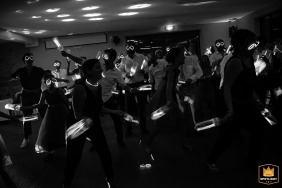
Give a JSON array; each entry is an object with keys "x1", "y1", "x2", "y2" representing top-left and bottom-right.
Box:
[{"x1": 263, "y1": 167, "x2": 274, "y2": 177}]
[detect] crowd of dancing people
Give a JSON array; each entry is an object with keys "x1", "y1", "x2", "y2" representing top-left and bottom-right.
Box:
[{"x1": 1, "y1": 28, "x2": 282, "y2": 188}]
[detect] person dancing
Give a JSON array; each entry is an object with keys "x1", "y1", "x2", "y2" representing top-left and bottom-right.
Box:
[
  {"x1": 63, "y1": 59, "x2": 124, "y2": 188},
  {"x1": 10, "y1": 53, "x2": 45, "y2": 148}
]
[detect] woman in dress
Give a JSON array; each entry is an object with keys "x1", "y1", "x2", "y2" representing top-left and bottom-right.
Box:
[
  {"x1": 20, "y1": 74, "x2": 69, "y2": 161},
  {"x1": 145, "y1": 46, "x2": 185, "y2": 152}
]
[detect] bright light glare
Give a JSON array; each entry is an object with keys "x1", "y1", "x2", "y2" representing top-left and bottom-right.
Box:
[
  {"x1": 89, "y1": 17, "x2": 103, "y2": 20},
  {"x1": 45, "y1": 19, "x2": 50, "y2": 21},
  {"x1": 46, "y1": 8, "x2": 60, "y2": 12},
  {"x1": 82, "y1": 6, "x2": 99, "y2": 10},
  {"x1": 128, "y1": 4, "x2": 151, "y2": 9},
  {"x1": 57, "y1": 14, "x2": 70, "y2": 17},
  {"x1": 182, "y1": 1, "x2": 217, "y2": 6},
  {"x1": 83, "y1": 13, "x2": 101, "y2": 17},
  {"x1": 118, "y1": 12, "x2": 139, "y2": 16},
  {"x1": 32, "y1": 16, "x2": 41, "y2": 19},
  {"x1": 61, "y1": 19, "x2": 75, "y2": 22},
  {"x1": 15, "y1": 10, "x2": 24, "y2": 13},
  {"x1": 165, "y1": 25, "x2": 174, "y2": 31}
]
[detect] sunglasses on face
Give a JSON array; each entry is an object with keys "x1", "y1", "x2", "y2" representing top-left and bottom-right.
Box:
[
  {"x1": 25, "y1": 56, "x2": 34, "y2": 61},
  {"x1": 215, "y1": 42, "x2": 225, "y2": 48},
  {"x1": 126, "y1": 46, "x2": 134, "y2": 51},
  {"x1": 248, "y1": 41, "x2": 260, "y2": 50},
  {"x1": 54, "y1": 62, "x2": 61, "y2": 66},
  {"x1": 102, "y1": 54, "x2": 109, "y2": 60}
]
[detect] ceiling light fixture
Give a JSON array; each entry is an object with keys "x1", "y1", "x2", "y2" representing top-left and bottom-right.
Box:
[
  {"x1": 62, "y1": 19, "x2": 75, "y2": 22},
  {"x1": 15, "y1": 10, "x2": 24, "y2": 13},
  {"x1": 76, "y1": 0, "x2": 85, "y2": 1},
  {"x1": 45, "y1": 19, "x2": 50, "y2": 21},
  {"x1": 26, "y1": 0, "x2": 39, "y2": 4},
  {"x1": 32, "y1": 16, "x2": 41, "y2": 19},
  {"x1": 68, "y1": 33, "x2": 74, "y2": 35},
  {"x1": 83, "y1": 13, "x2": 101, "y2": 17},
  {"x1": 10, "y1": 38, "x2": 15, "y2": 40},
  {"x1": 89, "y1": 17, "x2": 104, "y2": 21},
  {"x1": 82, "y1": 6, "x2": 99, "y2": 11},
  {"x1": 118, "y1": 12, "x2": 139, "y2": 16},
  {"x1": 181, "y1": 1, "x2": 216, "y2": 6},
  {"x1": 23, "y1": 31, "x2": 31, "y2": 34},
  {"x1": 57, "y1": 14, "x2": 70, "y2": 17},
  {"x1": 165, "y1": 25, "x2": 174, "y2": 31},
  {"x1": 128, "y1": 4, "x2": 151, "y2": 9},
  {"x1": 46, "y1": 8, "x2": 60, "y2": 12}
]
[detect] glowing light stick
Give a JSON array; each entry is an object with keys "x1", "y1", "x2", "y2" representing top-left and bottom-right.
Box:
[
  {"x1": 52, "y1": 37, "x2": 64, "y2": 51},
  {"x1": 261, "y1": 108, "x2": 277, "y2": 126},
  {"x1": 66, "y1": 118, "x2": 93, "y2": 140},
  {"x1": 19, "y1": 115, "x2": 39, "y2": 122},
  {"x1": 150, "y1": 154, "x2": 154, "y2": 161},
  {"x1": 139, "y1": 164, "x2": 152, "y2": 168},
  {"x1": 178, "y1": 80, "x2": 185, "y2": 85},
  {"x1": 101, "y1": 72, "x2": 105, "y2": 78},
  {"x1": 194, "y1": 117, "x2": 219, "y2": 131},
  {"x1": 5, "y1": 104, "x2": 21, "y2": 111},
  {"x1": 72, "y1": 74, "x2": 81, "y2": 81},
  {"x1": 137, "y1": 84, "x2": 152, "y2": 91},
  {"x1": 254, "y1": 56, "x2": 266, "y2": 76},
  {"x1": 205, "y1": 46, "x2": 212, "y2": 56},
  {"x1": 226, "y1": 45, "x2": 232, "y2": 54},
  {"x1": 248, "y1": 41, "x2": 260, "y2": 51},
  {"x1": 111, "y1": 90, "x2": 119, "y2": 95},
  {"x1": 151, "y1": 105, "x2": 170, "y2": 120},
  {"x1": 129, "y1": 66, "x2": 137, "y2": 76},
  {"x1": 140, "y1": 59, "x2": 147, "y2": 70},
  {"x1": 124, "y1": 113, "x2": 139, "y2": 124}
]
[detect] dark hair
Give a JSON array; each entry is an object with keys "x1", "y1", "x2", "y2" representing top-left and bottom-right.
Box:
[
  {"x1": 231, "y1": 29, "x2": 256, "y2": 55},
  {"x1": 43, "y1": 74, "x2": 55, "y2": 83},
  {"x1": 165, "y1": 47, "x2": 183, "y2": 64},
  {"x1": 104, "y1": 48, "x2": 117, "y2": 60},
  {"x1": 44, "y1": 70, "x2": 52, "y2": 75},
  {"x1": 21, "y1": 53, "x2": 33, "y2": 63},
  {"x1": 82, "y1": 58, "x2": 100, "y2": 78},
  {"x1": 200, "y1": 55, "x2": 212, "y2": 76},
  {"x1": 215, "y1": 39, "x2": 224, "y2": 45}
]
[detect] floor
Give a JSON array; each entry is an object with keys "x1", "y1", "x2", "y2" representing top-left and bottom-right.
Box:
[{"x1": 0, "y1": 111, "x2": 281, "y2": 188}]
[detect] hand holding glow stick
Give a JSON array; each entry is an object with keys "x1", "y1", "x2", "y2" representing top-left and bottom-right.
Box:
[
  {"x1": 19, "y1": 115, "x2": 39, "y2": 122},
  {"x1": 194, "y1": 117, "x2": 220, "y2": 131},
  {"x1": 5, "y1": 104, "x2": 21, "y2": 111},
  {"x1": 52, "y1": 37, "x2": 64, "y2": 51},
  {"x1": 261, "y1": 108, "x2": 277, "y2": 125},
  {"x1": 124, "y1": 113, "x2": 139, "y2": 124},
  {"x1": 66, "y1": 118, "x2": 93, "y2": 140},
  {"x1": 151, "y1": 105, "x2": 170, "y2": 120},
  {"x1": 137, "y1": 84, "x2": 152, "y2": 91}
]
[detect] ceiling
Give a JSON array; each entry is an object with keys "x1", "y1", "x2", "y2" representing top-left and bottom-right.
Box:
[{"x1": 0, "y1": 0, "x2": 280, "y2": 40}]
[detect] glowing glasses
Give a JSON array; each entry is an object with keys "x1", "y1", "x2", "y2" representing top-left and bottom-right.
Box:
[
  {"x1": 261, "y1": 108, "x2": 277, "y2": 126},
  {"x1": 166, "y1": 47, "x2": 170, "y2": 52},
  {"x1": 151, "y1": 105, "x2": 170, "y2": 120},
  {"x1": 140, "y1": 164, "x2": 152, "y2": 169},
  {"x1": 25, "y1": 56, "x2": 34, "y2": 61},
  {"x1": 194, "y1": 117, "x2": 220, "y2": 131},
  {"x1": 248, "y1": 41, "x2": 260, "y2": 50},
  {"x1": 46, "y1": 78, "x2": 56, "y2": 86},
  {"x1": 52, "y1": 37, "x2": 64, "y2": 51},
  {"x1": 5, "y1": 104, "x2": 21, "y2": 111},
  {"x1": 137, "y1": 84, "x2": 152, "y2": 91},
  {"x1": 19, "y1": 115, "x2": 39, "y2": 122},
  {"x1": 126, "y1": 45, "x2": 134, "y2": 51},
  {"x1": 102, "y1": 54, "x2": 109, "y2": 60},
  {"x1": 54, "y1": 62, "x2": 60, "y2": 66},
  {"x1": 124, "y1": 113, "x2": 139, "y2": 124},
  {"x1": 215, "y1": 42, "x2": 225, "y2": 47},
  {"x1": 66, "y1": 118, "x2": 93, "y2": 140},
  {"x1": 118, "y1": 54, "x2": 125, "y2": 59}
]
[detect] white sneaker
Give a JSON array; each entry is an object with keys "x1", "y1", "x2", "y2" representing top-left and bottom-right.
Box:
[{"x1": 20, "y1": 139, "x2": 29, "y2": 148}]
